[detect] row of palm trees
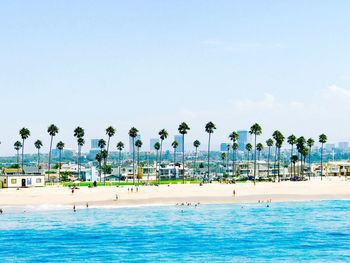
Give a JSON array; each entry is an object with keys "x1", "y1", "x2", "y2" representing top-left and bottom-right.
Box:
[{"x1": 11, "y1": 123, "x2": 328, "y2": 184}]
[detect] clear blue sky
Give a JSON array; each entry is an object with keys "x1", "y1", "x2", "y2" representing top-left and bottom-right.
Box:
[{"x1": 1, "y1": 1, "x2": 350, "y2": 155}]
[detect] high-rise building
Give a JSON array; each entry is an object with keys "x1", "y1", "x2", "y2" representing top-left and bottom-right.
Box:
[
  {"x1": 338, "y1": 142, "x2": 349, "y2": 150},
  {"x1": 129, "y1": 135, "x2": 141, "y2": 154},
  {"x1": 150, "y1": 138, "x2": 160, "y2": 151},
  {"x1": 237, "y1": 130, "x2": 251, "y2": 151},
  {"x1": 91, "y1": 139, "x2": 99, "y2": 150},
  {"x1": 220, "y1": 143, "x2": 229, "y2": 152},
  {"x1": 174, "y1": 135, "x2": 184, "y2": 152},
  {"x1": 325, "y1": 143, "x2": 335, "y2": 151},
  {"x1": 89, "y1": 139, "x2": 101, "y2": 156}
]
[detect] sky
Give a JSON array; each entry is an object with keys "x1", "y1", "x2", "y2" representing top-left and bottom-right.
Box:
[{"x1": 1, "y1": 0, "x2": 350, "y2": 155}]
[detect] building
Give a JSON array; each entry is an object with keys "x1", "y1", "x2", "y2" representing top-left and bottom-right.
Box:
[
  {"x1": 338, "y1": 142, "x2": 349, "y2": 151},
  {"x1": 91, "y1": 139, "x2": 100, "y2": 149},
  {"x1": 150, "y1": 138, "x2": 160, "y2": 152},
  {"x1": 89, "y1": 139, "x2": 101, "y2": 157},
  {"x1": 0, "y1": 168, "x2": 45, "y2": 188},
  {"x1": 174, "y1": 135, "x2": 184, "y2": 152},
  {"x1": 220, "y1": 143, "x2": 229, "y2": 152},
  {"x1": 325, "y1": 144, "x2": 335, "y2": 151},
  {"x1": 52, "y1": 148, "x2": 74, "y2": 159},
  {"x1": 237, "y1": 130, "x2": 251, "y2": 151},
  {"x1": 129, "y1": 135, "x2": 141, "y2": 154}
]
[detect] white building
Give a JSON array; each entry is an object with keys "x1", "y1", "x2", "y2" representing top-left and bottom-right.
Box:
[{"x1": 0, "y1": 174, "x2": 45, "y2": 188}]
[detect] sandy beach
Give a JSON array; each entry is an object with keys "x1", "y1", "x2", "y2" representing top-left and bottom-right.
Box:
[{"x1": 0, "y1": 177, "x2": 350, "y2": 208}]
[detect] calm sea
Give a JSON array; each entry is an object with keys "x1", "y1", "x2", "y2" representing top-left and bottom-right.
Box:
[{"x1": 0, "y1": 200, "x2": 350, "y2": 262}]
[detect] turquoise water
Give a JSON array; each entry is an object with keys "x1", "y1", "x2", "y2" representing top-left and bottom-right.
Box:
[{"x1": 1, "y1": 201, "x2": 350, "y2": 262}]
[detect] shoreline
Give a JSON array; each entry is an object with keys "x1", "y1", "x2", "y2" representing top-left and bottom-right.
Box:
[{"x1": 1, "y1": 178, "x2": 350, "y2": 211}]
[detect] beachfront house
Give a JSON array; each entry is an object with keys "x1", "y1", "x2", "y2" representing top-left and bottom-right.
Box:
[{"x1": 0, "y1": 168, "x2": 45, "y2": 188}]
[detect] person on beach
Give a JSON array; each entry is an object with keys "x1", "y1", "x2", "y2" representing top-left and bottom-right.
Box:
[
  {"x1": 86, "y1": 203, "x2": 89, "y2": 208},
  {"x1": 0, "y1": 209, "x2": 3, "y2": 214},
  {"x1": 71, "y1": 188, "x2": 74, "y2": 194},
  {"x1": 115, "y1": 194, "x2": 118, "y2": 201},
  {"x1": 233, "y1": 189, "x2": 236, "y2": 197},
  {"x1": 73, "y1": 205, "x2": 76, "y2": 212}
]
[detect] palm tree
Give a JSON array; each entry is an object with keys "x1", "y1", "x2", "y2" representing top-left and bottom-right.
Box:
[
  {"x1": 256, "y1": 143, "x2": 264, "y2": 179},
  {"x1": 246, "y1": 143, "x2": 253, "y2": 178},
  {"x1": 249, "y1": 123, "x2": 262, "y2": 182},
  {"x1": 171, "y1": 140, "x2": 179, "y2": 164},
  {"x1": 34, "y1": 140, "x2": 43, "y2": 173},
  {"x1": 291, "y1": 155, "x2": 298, "y2": 180},
  {"x1": 193, "y1": 140, "x2": 201, "y2": 177},
  {"x1": 95, "y1": 152, "x2": 103, "y2": 183},
  {"x1": 226, "y1": 144, "x2": 230, "y2": 175},
  {"x1": 98, "y1": 139, "x2": 106, "y2": 153},
  {"x1": 266, "y1": 138, "x2": 274, "y2": 178},
  {"x1": 319, "y1": 134, "x2": 327, "y2": 180},
  {"x1": 128, "y1": 127, "x2": 139, "y2": 185},
  {"x1": 272, "y1": 130, "x2": 284, "y2": 182},
  {"x1": 229, "y1": 131, "x2": 239, "y2": 177},
  {"x1": 154, "y1": 142, "x2": 161, "y2": 182},
  {"x1": 221, "y1": 152, "x2": 227, "y2": 175},
  {"x1": 47, "y1": 124, "x2": 59, "y2": 175},
  {"x1": 135, "y1": 139, "x2": 143, "y2": 177},
  {"x1": 296, "y1": 136, "x2": 306, "y2": 178},
  {"x1": 56, "y1": 141, "x2": 65, "y2": 182},
  {"x1": 14, "y1": 141, "x2": 22, "y2": 168},
  {"x1": 105, "y1": 126, "x2": 116, "y2": 163},
  {"x1": 116, "y1": 141, "x2": 124, "y2": 180},
  {"x1": 287, "y1": 134, "x2": 297, "y2": 166},
  {"x1": 178, "y1": 122, "x2": 190, "y2": 183},
  {"x1": 171, "y1": 140, "x2": 179, "y2": 180},
  {"x1": 100, "y1": 149, "x2": 108, "y2": 184},
  {"x1": 74, "y1": 127, "x2": 85, "y2": 180},
  {"x1": 205, "y1": 121, "x2": 216, "y2": 181},
  {"x1": 77, "y1": 137, "x2": 85, "y2": 180},
  {"x1": 158, "y1": 129, "x2": 168, "y2": 168},
  {"x1": 232, "y1": 142, "x2": 238, "y2": 177},
  {"x1": 19, "y1": 127, "x2": 30, "y2": 174},
  {"x1": 307, "y1": 138, "x2": 315, "y2": 179},
  {"x1": 301, "y1": 147, "x2": 309, "y2": 180}
]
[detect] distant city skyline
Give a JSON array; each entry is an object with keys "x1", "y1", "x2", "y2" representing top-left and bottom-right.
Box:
[{"x1": 1, "y1": 1, "x2": 350, "y2": 155}]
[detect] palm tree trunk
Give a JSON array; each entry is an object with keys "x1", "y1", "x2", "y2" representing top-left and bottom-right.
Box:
[
  {"x1": 159, "y1": 140, "x2": 163, "y2": 183},
  {"x1": 174, "y1": 148, "x2": 176, "y2": 179},
  {"x1": 119, "y1": 150, "x2": 122, "y2": 182},
  {"x1": 155, "y1": 150, "x2": 158, "y2": 183},
  {"x1": 226, "y1": 149, "x2": 229, "y2": 175},
  {"x1": 17, "y1": 150, "x2": 19, "y2": 168},
  {"x1": 278, "y1": 148, "x2": 281, "y2": 182},
  {"x1": 105, "y1": 136, "x2": 111, "y2": 165},
  {"x1": 37, "y1": 149, "x2": 40, "y2": 173},
  {"x1": 232, "y1": 146, "x2": 235, "y2": 178},
  {"x1": 137, "y1": 148, "x2": 140, "y2": 183},
  {"x1": 21, "y1": 139, "x2": 25, "y2": 175},
  {"x1": 182, "y1": 134, "x2": 185, "y2": 184},
  {"x1": 207, "y1": 133, "x2": 211, "y2": 181},
  {"x1": 257, "y1": 151, "x2": 260, "y2": 179},
  {"x1": 48, "y1": 136, "x2": 53, "y2": 182},
  {"x1": 309, "y1": 147, "x2": 312, "y2": 180},
  {"x1": 320, "y1": 144, "x2": 324, "y2": 180},
  {"x1": 254, "y1": 135, "x2": 257, "y2": 182},
  {"x1": 58, "y1": 150, "x2": 61, "y2": 182},
  {"x1": 132, "y1": 138, "x2": 135, "y2": 185},
  {"x1": 267, "y1": 146, "x2": 271, "y2": 177}
]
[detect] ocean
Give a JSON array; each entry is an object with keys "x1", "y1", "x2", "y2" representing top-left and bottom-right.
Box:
[{"x1": 0, "y1": 200, "x2": 350, "y2": 262}]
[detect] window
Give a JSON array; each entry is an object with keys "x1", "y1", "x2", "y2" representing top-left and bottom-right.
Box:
[
  {"x1": 36, "y1": 178, "x2": 42, "y2": 183},
  {"x1": 4, "y1": 179, "x2": 6, "y2": 184},
  {"x1": 11, "y1": 179, "x2": 17, "y2": 184}
]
